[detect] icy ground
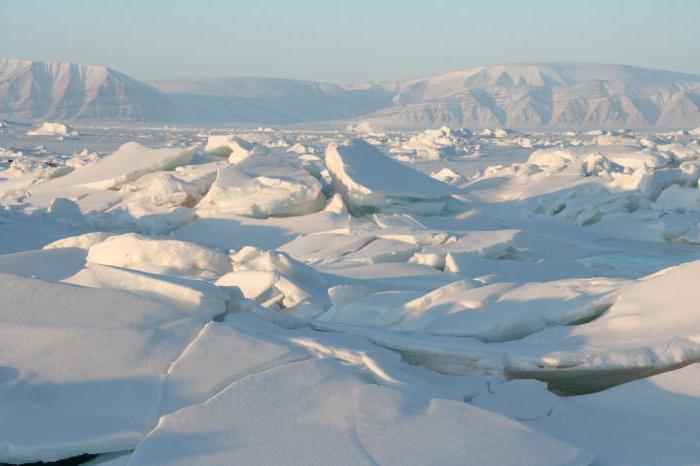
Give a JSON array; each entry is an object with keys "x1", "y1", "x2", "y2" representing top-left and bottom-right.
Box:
[{"x1": 1, "y1": 123, "x2": 700, "y2": 465}]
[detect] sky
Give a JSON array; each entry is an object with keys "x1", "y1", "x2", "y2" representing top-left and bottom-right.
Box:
[{"x1": 1, "y1": 0, "x2": 698, "y2": 83}]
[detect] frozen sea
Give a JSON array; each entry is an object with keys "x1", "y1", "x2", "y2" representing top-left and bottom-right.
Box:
[{"x1": 1, "y1": 122, "x2": 700, "y2": 465}]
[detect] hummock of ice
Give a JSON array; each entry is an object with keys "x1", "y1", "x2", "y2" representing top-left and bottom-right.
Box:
[
  {"x1": 26, "y1": 122, "x2": 79, "y2": 137},
  {"x1": 2, "y1": 126, "x2": 700, "y2": 465},
  {"x1": 87, "y1": 233, "x2": 231, "y2": 278},
  {"x1": 325, "y1": 139, "x2": 459, "y2": 214},
  {"x1": 196, "y1": 159, "x2": 325, "y2": 218},
  {"x1": 204, "y1": 134, "x2": 269, "y2": 163},
  {"x1": 402, "y1": 126, "x2": 473, "y2": 159},
  {"x1": 27, "y1": 142, "x2": 197, "y2": 208}
]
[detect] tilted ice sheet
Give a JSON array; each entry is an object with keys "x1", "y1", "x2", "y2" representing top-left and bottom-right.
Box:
[
  {"x1": 27, "y1": 142, "x2": 197, "y2": 207},
  {"x1": 325, "y1": 139, "x2": 459, "y2": 214},
  {"x1": 0, "y1": 273, "x2": 211, "y2": 463},
  {"x1": 86, "y1": 262, "x2": 233, "y2": 318},
  {"x1": 308, "y1": 259, "x2": 700, "y2": 394},
  {"x1": 0, "y1": 247, "x2": 87, "y2": 281},
  {"x1": 158, "y1": 320, "x2": 308, "y2": 415},
  {"x1": 393, "y1": 277, "x2": 626, "y2": 342},
  {"x1": 172, "y1": 194, "x2": 350, "y2": 250},
  {"x1": 473, "y1": 363, "x2": 700, "y2": 466},
  {"x1": 128, "y1": 358, "x2": 591, "y2": 466}
]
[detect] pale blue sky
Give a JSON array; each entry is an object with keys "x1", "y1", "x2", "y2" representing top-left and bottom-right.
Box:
[{"x1": 1, "y1": 0, "x2": 698, "y2": 83}]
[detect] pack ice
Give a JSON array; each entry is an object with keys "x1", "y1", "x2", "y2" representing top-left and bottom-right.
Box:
[{"x1": 2, "y1": 124, "x2": 700, "y2": 465}]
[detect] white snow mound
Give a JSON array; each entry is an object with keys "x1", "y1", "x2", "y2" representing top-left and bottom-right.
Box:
[{"x1": 87, "y1": 233, "x2": 231, "y2": 277}]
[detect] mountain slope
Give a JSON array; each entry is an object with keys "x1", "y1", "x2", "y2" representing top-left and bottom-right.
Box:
[
  {"x1": 0, "y1": 59, "x2": 173, "y2": 121},
  {"x1": 359, "y1": 63, "x2": 700, "y2": 129},
  {"x1": 148, "y1": 77, "x2": 394, "y2": 124},
  {"x1": 1, "y1": 59, "x2": 700, "y2": 129}
]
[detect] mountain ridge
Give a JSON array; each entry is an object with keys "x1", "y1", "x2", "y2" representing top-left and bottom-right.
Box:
[
  {"x1": 0, "y1": 58, "x2": 173, "y2": 121},
  {"x1": 2, "y1": 58, "x2": 700, "y2": 129}
]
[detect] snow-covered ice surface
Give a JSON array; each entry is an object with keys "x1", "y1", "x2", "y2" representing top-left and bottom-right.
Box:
[{"x1": 2, "y1": 124, "x2": 700, "y2": 464}]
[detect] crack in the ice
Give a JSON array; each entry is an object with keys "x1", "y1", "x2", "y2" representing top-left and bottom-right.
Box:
[
  {"x1": 198, "y1": 354, "x2": 312, "y2": 406},
  {"x1": 147, "y1": 320, "x2": 210, "y2": 426},
  {"x1": 348, "y1": 411, "x2": 380, "y2": 466},
  {"x1": 514, "y1": 407, "x2": 555, "y2": 422}
]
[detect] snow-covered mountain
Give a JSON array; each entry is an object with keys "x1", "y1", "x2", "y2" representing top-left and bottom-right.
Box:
[
  {"x1": 360, "y1": 63, "x2": 700, "y2": 129},
  {"x1": 2, "y1": 59, "x2": 700, "y2": 128},
  {"x1": 0, "y1": 59, "x2": 173, "y2": 121},
  {"x1": 148, "y1": 77, "x2": 394, "y2": 124}
]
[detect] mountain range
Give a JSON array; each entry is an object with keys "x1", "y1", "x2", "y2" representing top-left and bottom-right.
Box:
[{"x1": 2, "y1": 58, "x2": 700, "y2": 129}]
